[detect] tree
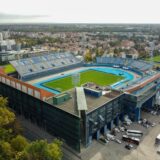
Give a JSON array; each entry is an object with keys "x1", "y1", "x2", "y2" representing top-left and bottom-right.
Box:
[
  {"x1": 48, "y1": 139, "x2": 63, "y2": 160},
  {"x1": 0, "y1": 128, "x2": 12, "y2": 142},
  {"x1": 0, "y1": 96, "x2": 8, "y2": 108},
  {"x1": 96, "y1": 47, "x2": 104, "y2": 57},
  {"x1": 84, "y1": 49, "x2": 92, "y2": 62},
  {"x1": 0, "y1": 96, "x2": 15, "y2": 127},
  {"x1": 26, "y1": 140, "x2": 49, "y2": 160},
  {"x1": 0, "y1": 107, "x2": 15, "y2": 127},
  {"x1": 0, "y1": 141, "x2": 13, "y2": 160},
  {"x1": 20, "y1": 139, "x2": 63, "y2": 160},
  {"x1": 11, "y1": 135, "x2": 28, "y2": 152}
]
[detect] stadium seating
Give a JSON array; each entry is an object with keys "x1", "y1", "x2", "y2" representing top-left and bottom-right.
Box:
[
  {"x1": 10, "y1": 52, "x2": 82, "y2": 80},
  {"x1": 96, "y1": 57, "x2": 153, "y2": 72}
]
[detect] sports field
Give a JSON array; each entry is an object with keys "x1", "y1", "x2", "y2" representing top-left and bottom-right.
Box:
[
  {"x1": 3, "y1": 64, "x2": 16, "y2": 74},
  {"x1": 146, "y1": 55, "x2": 160, "y2": 62},
  {"x1": 42, "y1": 70, "x2": 124, "y2": 92}
]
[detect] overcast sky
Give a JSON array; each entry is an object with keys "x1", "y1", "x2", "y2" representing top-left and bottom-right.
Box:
[{"x1": 0, "y1": 0, "x2": 160, "y2": 23}]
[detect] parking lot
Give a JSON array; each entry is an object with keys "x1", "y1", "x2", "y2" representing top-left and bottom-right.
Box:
[{"x1": 80, "y1": 111, "x2": 160, "y2": 160}]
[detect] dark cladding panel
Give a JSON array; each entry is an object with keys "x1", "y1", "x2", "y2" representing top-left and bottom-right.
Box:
[{"x1": 0, "y1": 82, "x2": 81, "y2": 152}]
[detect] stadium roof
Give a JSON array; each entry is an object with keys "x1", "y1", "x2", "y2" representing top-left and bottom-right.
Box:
[
  {"x1": 10, "y1": 52, "x2": 81, "y2": 79},
  {"x1": 46, "y1": 88, "x2": 123, "y2": 116},
  {"x1": 96, "y1": 57, "x2": 153, "y2": 72},
  {"x1": 76, "y1": 87, "x2": 87, "y2": 111}
]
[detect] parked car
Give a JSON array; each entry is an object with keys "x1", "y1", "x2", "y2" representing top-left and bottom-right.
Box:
[
  {"x1": 125, "y1": 144, "x2": 133, "y2": 150},
  {"x1": 114, "y1": 127, "x2": 120, "y2": 133},
  {"x1": 115, "y1": 139, "x2": 122, "y2": 144},
  {"x1": 106, "y1": 134, "x2": 115, "y2": 141},
  {"x1": 151, "y1": 122, "x2": 156, "y2": 127},
  {"x1": 119, "y1": 126, "x2": 125, "y2": 132}
]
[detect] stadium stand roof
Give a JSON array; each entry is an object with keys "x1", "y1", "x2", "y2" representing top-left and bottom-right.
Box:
[
  {"x1": 10, "y1": 52, "x2": 82, "y2": 80},
  {"x1": 76, "y1": 87, "x2": 88, "y2": 111},
  {"x1": 96, "y1": 57, "x2": 153, "y2": 72}
]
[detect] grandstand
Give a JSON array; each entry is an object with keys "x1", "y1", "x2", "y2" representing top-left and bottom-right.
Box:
[
  {"x1": 10, "y1": 52, "x2": 82, "y2": 81},
  {"x1": 96, "y1": 57, "x2": 153, "y2": 72}
]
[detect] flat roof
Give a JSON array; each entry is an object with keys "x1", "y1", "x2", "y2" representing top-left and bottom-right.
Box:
[
  {"x1": 76, "y1": 87, "x2": 88, "y2": 111},
  {"x1": 46, "y1": 88, "x2": 123, "y2": 116}
]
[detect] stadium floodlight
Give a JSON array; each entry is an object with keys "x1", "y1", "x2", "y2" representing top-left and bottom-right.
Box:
[
  {"x1": 72, "y1": 72, "x2": 80, "y2": 87},
  {"x1": 149, "y1": 41, "x2": 155, "y2": 70}
]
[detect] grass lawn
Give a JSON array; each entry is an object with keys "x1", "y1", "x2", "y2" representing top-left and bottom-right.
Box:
[
  {"x1": 43, "y1": 70, "x2": 124, "y2": 92},
  {"x1": 146, "y1": 55, "x2": 160, "y2": 62},
  {"x1": 3, "y1": 64, "x2": 16, "y2": 74}
]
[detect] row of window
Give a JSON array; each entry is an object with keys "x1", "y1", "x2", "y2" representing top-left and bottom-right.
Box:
[{"x1": 0, "y1": 75, "x2": 41, "y2": 99}]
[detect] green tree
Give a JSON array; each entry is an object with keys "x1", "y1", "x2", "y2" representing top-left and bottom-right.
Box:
[
  {"x1": 11, "y1": 135, "x2": 28, "y2": 152},
  {"x1": 0, "y1": 107, "x2": 15, "y2": 127},
  {"x1": 96, "y1": 47, "x2": 104, "y2": 57},
  {"x1": 0, "y1": 96, "x2": 8, "y2": 108},
  {"x1": 20, "y1": 139, "x2": 63, "y2": 160},
  {"x1": 0, "y1": 141, "x2": 13, "y2": 160},
  {"x1": 0, "y1": 128, "x2": 12, "y2": 142},
  {"x1": 84, "y1": 49, "x2": 92, "y2": 62},
  {"x1": 0, "y1": 96, "x2": 15, "y2": 127},
  {"x1": 48, "y1": 139, "x2": 63, "y2": 160}
]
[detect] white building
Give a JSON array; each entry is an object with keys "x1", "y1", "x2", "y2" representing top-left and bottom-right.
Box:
[{"x1": 0, "y1": 39, "x2": 16, "y2": 51}]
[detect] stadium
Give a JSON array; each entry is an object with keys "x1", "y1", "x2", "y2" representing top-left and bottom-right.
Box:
[{"x1": 0, "y1": 52, "x2": 160, "y2": 152}]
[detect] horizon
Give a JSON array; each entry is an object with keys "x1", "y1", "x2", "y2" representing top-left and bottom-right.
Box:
[
  {"x1": 1, "y1": 22, "x2": 160, "y2": 25},
  {"x1": 0, "y1": 0, "x2": 160, "y2": 24}
]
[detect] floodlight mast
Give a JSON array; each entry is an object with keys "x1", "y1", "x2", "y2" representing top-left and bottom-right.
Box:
[
  {"x1": 72, "y1": 73, "x2": 80, "y2": 87},
  {"x1": 149, "y1": 41, "x2": 154, "y2": 70}
]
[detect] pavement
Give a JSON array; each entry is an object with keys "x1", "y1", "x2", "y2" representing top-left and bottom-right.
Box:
[{"x1": 80, "y1": 111, "x2": 160, "y2": 160}]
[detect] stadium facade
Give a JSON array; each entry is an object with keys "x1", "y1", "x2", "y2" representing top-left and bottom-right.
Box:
[{"x1": 0, "y1": 52, "x2": 160, "y2": 152}]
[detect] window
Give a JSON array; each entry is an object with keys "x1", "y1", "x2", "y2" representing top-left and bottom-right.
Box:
[
  {"x1": 6, "y1": 79, "x2": 10, "y2": 85},
  {"x1": 11, "y1": 81, "x2": 15, "y2": 88},
  {"x1": 22, "y1": 85, "x2": 27, "y2": 93},
  {"x1": 16, "y1": 83, "x2": 21, "y2": 90},
  {"x1": 28, "y1": 88, "x2": 33, "y2": 96},
  {"x1": 34, "y1": 90, "x2": 40, "y2": 99},
  {"x1": 2, "y1": 77, "x2": 5, "y2": 83}
]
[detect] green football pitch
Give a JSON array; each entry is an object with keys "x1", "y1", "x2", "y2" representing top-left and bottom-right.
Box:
[
  {"x1": 42, "y1": 70, "x2": 124, "y2": 92},
  {"x1": 3, "y1": 64, "x2": 16, "y2": 74},
  {"x1": 146, "y1": 55, "x2": 160, "y2": 62}
]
